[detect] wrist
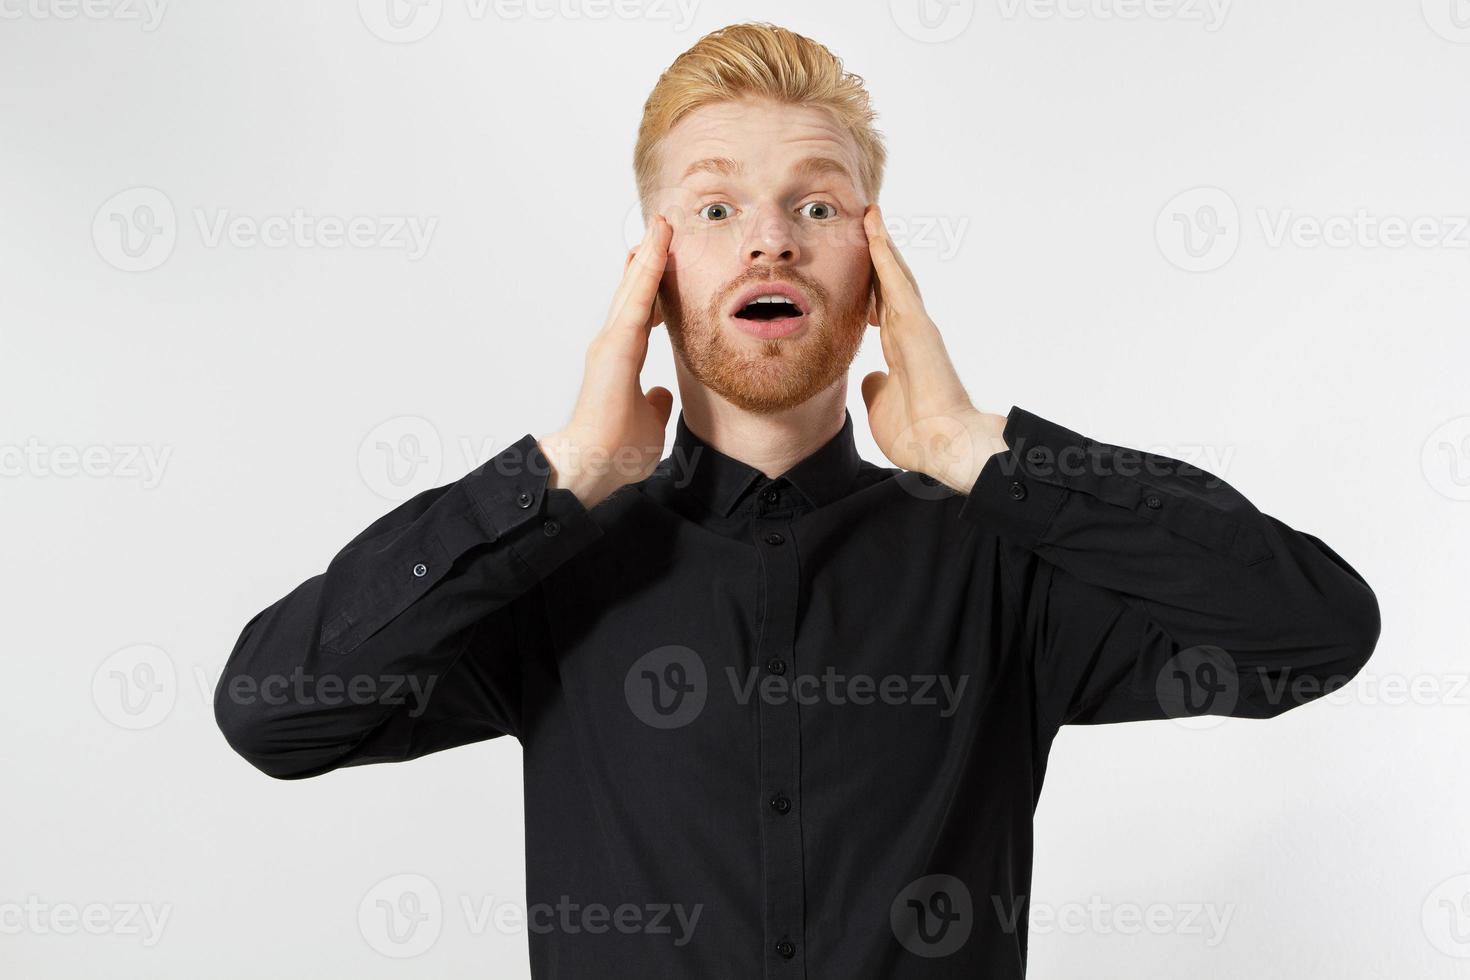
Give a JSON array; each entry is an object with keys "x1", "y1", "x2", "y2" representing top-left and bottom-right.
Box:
[
  {"x1": 948, "y1": 409, "x2": 1009, "y2": 493},
  {"x1": 538, "y1": 432, "x2": 609, "y2": 509}
]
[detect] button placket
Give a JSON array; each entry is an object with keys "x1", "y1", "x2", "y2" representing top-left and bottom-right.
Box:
[{"x1": 753, "y1": 516, "x2": 805, "y2": 975}]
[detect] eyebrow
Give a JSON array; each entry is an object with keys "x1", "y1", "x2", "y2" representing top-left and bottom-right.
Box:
[{"x1": 679, "y1": 155, "x2": 855, "y2": 185}]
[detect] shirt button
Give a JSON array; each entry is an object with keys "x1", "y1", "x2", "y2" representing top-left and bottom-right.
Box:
[
  {"x1": 1144, "y1": 493, "x2": 1162, "y2": 509},
  {"x1": 1009, "y1": 481, "x2": 1027, "y2": 501},
  {"x1": 762, "y1": 487, "x2": 779, "y2": 504},
  {"x1": 775, "y1": 939, "x2": 795, "y2": 959},
  {"x1": 770, "y1": 794, "x2": 792, "y2": 814},
  {"x1": 516, "y1": 490, "x2": 534, "y2": 509},
  {"x1": 1026, "y1": 447, "x2": 1046, "y2": 465},
  {"x1": 543, "y1": 519, "x2": 561, "y2": 536},
  {"x1": 764, "y1": 531, "x2": 785, "y2": 546},
  {"x1": 412, "y1": 562, "x2": 427, "y2": 578},
  {"x1": 766, "y1": 658, "x2": 787, "y2": 676}
]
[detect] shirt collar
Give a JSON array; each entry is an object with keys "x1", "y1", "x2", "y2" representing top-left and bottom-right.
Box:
[{"x1": 668, "y1": 409, "x2": 863, "y2": 517}]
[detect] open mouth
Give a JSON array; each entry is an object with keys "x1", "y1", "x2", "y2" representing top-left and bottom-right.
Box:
[{"x1": 733, "y1": 297, "x2": 804, "y2": 321}]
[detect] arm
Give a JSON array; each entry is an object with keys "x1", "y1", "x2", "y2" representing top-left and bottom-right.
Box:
[
  {"x1": 855, "y1": 203, "x2": 1379, "y2": 729},
  {"x1": 213, "y1": 436, "x2": 602, "y2": 779},
  {"x1": 215, "y1": 213, "x2": 679, "y2": 779},
  {"x1": 960, "y1": 407, "x2": 1381, "y2": 729}
]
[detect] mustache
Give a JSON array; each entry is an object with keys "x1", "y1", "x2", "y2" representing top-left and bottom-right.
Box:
[{"x1": 714, "y1": 271, "x2": 826, "y2": 312}]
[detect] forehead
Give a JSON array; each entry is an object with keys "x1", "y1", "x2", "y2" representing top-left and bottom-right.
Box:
[{"x1": 660, "y1": 98, "x2": 862, "y2": 186}]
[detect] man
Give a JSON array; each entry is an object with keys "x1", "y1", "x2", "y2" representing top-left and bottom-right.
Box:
[{"x1": 214, "y1": 22, "x2": 1380, "y2": 979}]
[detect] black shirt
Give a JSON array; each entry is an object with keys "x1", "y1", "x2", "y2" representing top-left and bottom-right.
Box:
[{"x1": 214, "y1": 405, "x2": 1380, "y2": 978}]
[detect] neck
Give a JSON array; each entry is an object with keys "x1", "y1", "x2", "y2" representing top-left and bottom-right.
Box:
[{"x1": 675, "y1": 369, "x2": 848, "y2": 480}]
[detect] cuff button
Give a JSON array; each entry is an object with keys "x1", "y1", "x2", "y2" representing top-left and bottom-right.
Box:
[{"x1": 412, "y1": 563, "x2": 428, "y2": 577}]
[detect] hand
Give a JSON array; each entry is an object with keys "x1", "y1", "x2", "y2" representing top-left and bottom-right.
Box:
[
  {"x1": 539, "y1": 215, "x2": 676, "y2": 509},
  {"x1": 860, "y1": 204, "x2": 1008, "y2": 494}
]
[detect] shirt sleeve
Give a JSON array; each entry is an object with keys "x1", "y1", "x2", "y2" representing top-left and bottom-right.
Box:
[
  {"x1": 213, "y1": 434, "x2": 602, "y2": 779},
  {"x1": 959, "y1": 407, "x2": 1381, "y2": 731}
]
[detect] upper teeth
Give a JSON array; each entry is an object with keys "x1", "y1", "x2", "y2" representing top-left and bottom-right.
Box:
[{"x1": 747, "y1": 295, "x2": 793, "y2": 305}]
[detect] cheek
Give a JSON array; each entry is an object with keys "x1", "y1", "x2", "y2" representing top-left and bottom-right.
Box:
[
  {"x1": 803, "y1": 219, "x2": 870, "y2": 279},
  {"x1": 816, "y1": 239, "x2": 873, "y2": 304},
  {"x1": 666, "y1": 235, "x2": 735, "y2": 304},
  {"x1": 664, "y1": 219, "x2": 715, "y2": 275}
]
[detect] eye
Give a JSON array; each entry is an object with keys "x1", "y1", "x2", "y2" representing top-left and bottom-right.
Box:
[
  {"x1": 799, "y1": 201, "x2": 838, "y2": 221},
  {"x1": 697, "y1": 202, "x2": 734, "y2": 222}
]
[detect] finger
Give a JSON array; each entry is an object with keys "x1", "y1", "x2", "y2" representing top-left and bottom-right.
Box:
[
  {"x1": 864, "y1": 206, "x2": 923, "y2": 317},
  {"x1": 860, "y1": 370, "x2": 889, "y2": 413},
  {"x1": 613, "y1": 214, "x2": 672, "y2": 335},
  {"x1": 648, "y1": 293, "x2": 666, "y2": 333},
  {"x1": 888, "y1": 237, "x2": 921, "y2": 301},
  {"x1": 865, "y1": 205, "x2": 919, "y2": 295},
  {"x1": 871, "y1": 205, "x2": 921, "y2": 299},
  {"x1": 605, "y1": 215, "x2": 658, "y2": 320},
  {"x1": 645, "y1": 385, "x2": 674, "y2": 427}
]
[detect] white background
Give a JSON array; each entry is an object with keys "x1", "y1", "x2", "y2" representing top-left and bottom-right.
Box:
[{"x1": 3, "y1": 1, "x2": 1467, "y2": 977}]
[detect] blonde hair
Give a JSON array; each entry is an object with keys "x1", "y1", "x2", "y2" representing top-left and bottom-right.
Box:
[{"x1": 634, "y1": 22, "x2": 886, "y2": 214}]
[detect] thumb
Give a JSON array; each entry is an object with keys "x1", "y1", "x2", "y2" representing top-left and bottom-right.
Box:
[
  {"x1": 860, "y1": 371, "x2": 888, "y2": 413},
  {"x1": 645, "y1": 385, "x2": 675, "y2": 427}
]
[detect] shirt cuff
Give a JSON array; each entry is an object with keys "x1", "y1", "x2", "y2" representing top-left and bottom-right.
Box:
[
  {"x1": 957, "y1": 406, "x2": 1078, "y2": 550},
  {"x1": 459, "y1": 433, "x2": 604, "y2": 579}
]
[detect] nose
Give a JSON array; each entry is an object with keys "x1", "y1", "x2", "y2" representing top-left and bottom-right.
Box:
[{"x1": 740, "y1": 202, "x2": 800, "y2": 269}]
